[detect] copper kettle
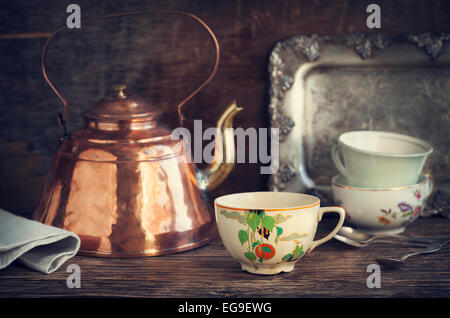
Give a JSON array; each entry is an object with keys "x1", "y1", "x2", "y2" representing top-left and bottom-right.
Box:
[{"x1": 33, "y1": 10, "x2": 242, "y2": 257}]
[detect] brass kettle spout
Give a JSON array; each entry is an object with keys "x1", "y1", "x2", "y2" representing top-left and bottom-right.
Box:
[{"x1": 197, "y1": 100, "x2": 243, "y2": 192}]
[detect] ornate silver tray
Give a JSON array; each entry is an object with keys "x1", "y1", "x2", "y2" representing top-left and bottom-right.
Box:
[{"x1": 268, "y1": 33, "x2": 450, "y2": 210}]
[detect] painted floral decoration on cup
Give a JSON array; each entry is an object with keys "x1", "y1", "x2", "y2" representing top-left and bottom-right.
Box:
[{"x1": 215, "y1": 192, "x2": 345, "y2": 275}]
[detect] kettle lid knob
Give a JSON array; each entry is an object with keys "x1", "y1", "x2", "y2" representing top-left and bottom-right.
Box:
[
  {"x1": 112, "y1": 84, "x2": 127, "y2": 99},
  {"x1": 82, "y1": 84, "x2": 163, "y2": 122}
]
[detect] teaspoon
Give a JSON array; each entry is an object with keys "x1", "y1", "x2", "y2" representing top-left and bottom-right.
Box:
[{"x1": 334, "y1": 226, "x2": 438, "y2": 248}]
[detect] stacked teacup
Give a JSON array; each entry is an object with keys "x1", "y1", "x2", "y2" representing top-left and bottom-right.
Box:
[{"x1": 331, "y1": 131, "x2": 433, "y2": 234}]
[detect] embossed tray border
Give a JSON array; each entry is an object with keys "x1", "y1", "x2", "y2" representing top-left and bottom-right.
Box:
[{"x1": 268, "y1": 32, "x2": 450, "y2": 192}]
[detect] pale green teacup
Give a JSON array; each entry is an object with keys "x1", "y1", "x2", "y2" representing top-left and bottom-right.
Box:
[{"x1": 332, "y1": 131, "x2": 433, "y2": 188}]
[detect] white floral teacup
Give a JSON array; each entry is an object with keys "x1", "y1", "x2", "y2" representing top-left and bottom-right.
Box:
[
  {"x1": 332, "y1": 174, "x2": 433, "y2": 234},
  {"x1": 214, "y1": 192, "x2": 345, "y2": 275}
]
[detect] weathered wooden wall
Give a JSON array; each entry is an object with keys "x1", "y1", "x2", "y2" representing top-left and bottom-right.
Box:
[{"x1": 1, "y1": 0, "x2": 449, "y2": 216}]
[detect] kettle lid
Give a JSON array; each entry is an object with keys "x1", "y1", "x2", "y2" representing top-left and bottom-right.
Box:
[{"x1": 83, "y1": 84, "x2": 162, "y2": 122}]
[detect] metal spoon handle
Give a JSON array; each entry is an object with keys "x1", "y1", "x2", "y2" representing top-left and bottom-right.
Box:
[
  {"x1": 376, "y1": 234, "x2": 436, "y2": 244},
  {"x1": 376, "y1": 242, "x2": 446, "y2": 268},
  {"x1": 371, "y1": 240, "x2": 428, "y2": 247},
  {"x1": 400, "y1": 242, "x2": 445, "y2": 262},
  {"x1": 334, "y1": 234, "x2": 428, "y2": 248}
]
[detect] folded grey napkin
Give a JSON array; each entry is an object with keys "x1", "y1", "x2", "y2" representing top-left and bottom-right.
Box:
[{"x1": 0, "y1": 209, "x2": 80, "y2": 274}]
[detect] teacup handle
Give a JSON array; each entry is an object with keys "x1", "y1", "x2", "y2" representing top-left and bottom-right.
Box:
[
  {"x1": 331, "y1": 144, "x2": 348, "y2": 177},
  {"x1": 308, "y1": 207, "x2": 345, "y2": 253}
]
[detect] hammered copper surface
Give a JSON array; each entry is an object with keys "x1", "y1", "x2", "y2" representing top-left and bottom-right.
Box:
[
  {"x1": 33, "y1": 88, "x2": 241, "y2": 257},
  {"x1": 33, "y1": 10, "x2": 241, "y2": 257}
]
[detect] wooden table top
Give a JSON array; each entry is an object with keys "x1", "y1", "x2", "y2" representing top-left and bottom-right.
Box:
[{"x1": 1, "y1": 216, "x2": 449, "y2": 298}]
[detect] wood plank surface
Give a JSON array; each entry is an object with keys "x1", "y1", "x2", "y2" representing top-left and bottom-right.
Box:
[{"x1": 1, "y1": 217, "x2": 449, "y2": 297}]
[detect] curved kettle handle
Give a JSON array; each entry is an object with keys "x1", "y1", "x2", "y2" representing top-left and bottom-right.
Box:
[{"x1": 41, "y1": 9, "x2": 220, "y2": 131}]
